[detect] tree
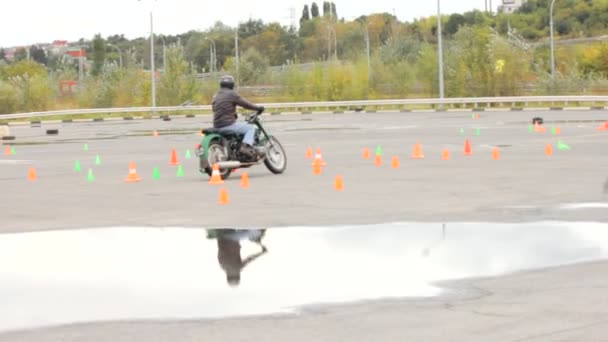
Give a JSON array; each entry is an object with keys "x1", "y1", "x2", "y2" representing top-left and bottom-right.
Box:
[
  {"x1": 311, "y1": 2, "x2": 320, "y2": 18},
  {"x1": 239, "y1": 47, "x2": 270, "y2": 85},
  {"x1": 0, "y1": 49, "x2": 5, "y2": 62},
  {"x1": 29, "y1": 46, "x2": 47, "y2": 65},
  {"x1": 323, "y1": 2, "x2": 330, "y2": 16},
  {"x1": 445, "y1": 14, "x2": 465, "y2": 35},
  {"x1": 331, "y1": 3, "x2": 338, "y2": 20},
  {"x1": 238, "y1": 19, "x2": 265, "y2": 40},
  {"x1": 92, "y1": 34, "x2": 106, "y2": 76},
  {"x1": 159, "y1": 44, "x2": 200, "y2": 106},
  {"x1": 300, "y1": 5, "x2": 310, "y2": 23},
  {"x1": 14, "y1": 48, "x2": 27, "y2": 62}
]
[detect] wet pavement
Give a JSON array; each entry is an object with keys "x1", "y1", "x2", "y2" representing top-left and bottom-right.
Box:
[{"x1": 2, "y1": 222, "x2": 608, "y2": 333}]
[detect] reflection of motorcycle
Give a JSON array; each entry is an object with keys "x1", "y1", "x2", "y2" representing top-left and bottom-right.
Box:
[
  {"x1": 196, "y1": 109, "x2": 288, "y2": 180},
  {"x1": 206, "y1": 229, "x2": 268, "y2": 287}
]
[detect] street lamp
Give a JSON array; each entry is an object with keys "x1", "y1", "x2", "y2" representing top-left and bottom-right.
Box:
[
  {"x1": 205, "y1": 37, "x2": 216, "y2": 73},
  {"x1": 138, "y1": 0, "x2": 157, "y2": 109},
  {"x1": 550, "y1": 0, "x2": 557, "y2": 79},
  {"x1": 437, "y1": 0, "x2": 445, "y2": 101},
  {"x1": 107, "y1": 43, "x2": 122, "y2": 68}
]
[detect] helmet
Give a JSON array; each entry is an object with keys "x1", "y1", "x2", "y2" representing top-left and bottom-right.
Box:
[{"x1": 220, "y1": 75, "x2": 235, "y2": 90}]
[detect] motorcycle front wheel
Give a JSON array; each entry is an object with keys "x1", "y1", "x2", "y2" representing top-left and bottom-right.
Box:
[{"x1": 263, "y1": 136, "x2": 287, "y2": 174}]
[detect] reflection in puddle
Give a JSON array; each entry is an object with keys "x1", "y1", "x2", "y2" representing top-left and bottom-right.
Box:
[
  {"x1": 207, "y1": 229, "x2": 268, "y2": 286},
  {"x1": 1, "y1": 222, "x2": 608, "y2": 332}
]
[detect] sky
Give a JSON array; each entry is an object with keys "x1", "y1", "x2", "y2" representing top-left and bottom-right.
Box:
[{"x1": 0, "y1": 0, "x2": 498, "y2": 47}]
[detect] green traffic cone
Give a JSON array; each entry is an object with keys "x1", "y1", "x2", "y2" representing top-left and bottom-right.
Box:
[
  {"x1": 557, "y1": 140, "x2": 571, "y2": 151},
  {"x1": 74, "y1": 160, "x2": 81, "y2": 172},
  {"x1": 10, "y1": 147, "x2": 15, "y2": 155},
  {"x1": 176, "y1": 165, "x2": 184, "y2": 178},
  {"x1": 475, "y1": 128, "x2": 481, "y2": 136},
  {"x1": 83, "y1": 143, "x2": 89, "y2": 151},
  {"x1": 528, "y1": 125, "x2": 534, "y2": 133},
  {"x1": 95, "y1": 155, "x2": 101, "y2": 165},
  {"x1": 375, "y1": 145, "x2": 383, "y2": 156},
  {"x1": 153, "y1": 167, "x2": 161, "y2": 180},
  {"x1": 185, "y1": 149, "x2": 192, "y2": 159},
  {"x1": 87, "y1": 169, "x2": 95, "y2": 182},
  {"x1": 459, "y1": 128, "x2": 464, "y2": 135}
]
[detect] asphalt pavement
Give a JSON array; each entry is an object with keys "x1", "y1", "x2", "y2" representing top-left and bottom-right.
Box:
[
  {"x1": 1, "y1": 109, "x2": 608, "y2": 341},
  {"x1": 1, "y1": 110, "x2": 607, "y2": 232}
]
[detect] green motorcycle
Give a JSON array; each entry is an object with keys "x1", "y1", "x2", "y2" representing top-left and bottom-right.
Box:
[{"x1": 195, "y1": 109, "x2": 287, "y2": 180}]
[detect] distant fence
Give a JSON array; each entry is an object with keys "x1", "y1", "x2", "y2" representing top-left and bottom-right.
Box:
[{"x1": 1, "y1": 96, "x2": 606, "y2": 120}]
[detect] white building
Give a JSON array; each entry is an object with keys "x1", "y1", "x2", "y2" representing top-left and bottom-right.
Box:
[{"x1": 499, "y1": 0, "x2": 525, "y2": 13}]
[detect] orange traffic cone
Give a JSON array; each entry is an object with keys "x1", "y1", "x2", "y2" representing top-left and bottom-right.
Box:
[
  {"x1": 313, "y1": 163, "x2": 322, "y2": 175},
  {"x1": 442, "y1": 149, "x2": 451, "y2": 161},
  {"x1": 555, "y1": 127, "x2": 561, "y2": 135},
  {"x1": 391, "y1": 156, "x2": 400, "y2": 169},
  {"x1": 218, "y1": 188, "x2": 230, "y2": 205},
  {"x1": 334, "y1": 175, "x2": 344, "y2": 191},
  {"x1": 306, "y1": 147, "x2": 313, "y2": 159},
  {"x1": 362, "y1": 148, "x2": 371, "y2": 159},
  {"x1": 4, "y1": 146, "x2": 10, "y2": 156},
  {"x1": 598, "y1": 121, "x2": 608, "y2": 131},
  {"x1": 153, "y1": 130, "x2": 159, "y2": 137},
  {"x1": 492, "y1": 147, "x2": 501, "y2": 160},
  {"x1": 534, "y1": 123, "x2": 546, "y2": 133},
  {"x1": 209, "y1": 163, "x2": 225, "y2": 185},
  {"x1": 312, "y1": 148, "x2": 327, "y2": 166},
  {"x1": 124, "y1": 162, "x2": 141, "y2": 182},
  {"x1": 464, "y1": 140, "x2": 473, "y2": 156},
  {"x1": 374, "y1": 154, "x2": 382, "y2": 167},
  {"x1": 412, "y1": 143, "x2": 424, "y2": 159},
  {"x1": 240, "y1": 172, "x2": 250, "y2": 189},
  {"x1": 169, "y1": 148, "x2": 179, "y2": 166},
  {"x1": 545, "y1": 144, "x2": 553, "y2": 156},
  {"x1": 27, "y1": 167, "x2": 37, "y2": 181}
]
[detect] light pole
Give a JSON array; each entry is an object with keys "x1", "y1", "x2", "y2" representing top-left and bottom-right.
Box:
[
  {"x1": 107, "y1": 43, "x2": 122, "y2": 68},
  {"x1": 437, "y1": 0, "x2": 445, "y2": 101},
  {"x1": 138, "y1": 0, "x2": 157, "y2": 109},
  {"x1": 550, "y1": 0, "x2": 557, "y2": 79},
  {"x1": 205, "y1": 37, "x2": 216, "y2": 73}
]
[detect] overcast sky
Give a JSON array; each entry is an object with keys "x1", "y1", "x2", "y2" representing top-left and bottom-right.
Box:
[{"x1": 0, "y1": 0, "x2": 497, "y2": 47}]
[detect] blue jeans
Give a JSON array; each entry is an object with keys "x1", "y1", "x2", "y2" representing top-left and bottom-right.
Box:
[{"x1": 217, "y1": 122, "x2": 256, "y2": 145}]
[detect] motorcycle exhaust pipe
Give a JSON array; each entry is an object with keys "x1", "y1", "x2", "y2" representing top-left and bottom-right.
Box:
[{"x1": 215, "y1": 161, "x2": 242, "y2": 169}]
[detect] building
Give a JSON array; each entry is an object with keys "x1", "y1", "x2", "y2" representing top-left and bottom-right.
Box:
[{"x1": 499, "y1": 0, "x2": 525, "y2": 13}]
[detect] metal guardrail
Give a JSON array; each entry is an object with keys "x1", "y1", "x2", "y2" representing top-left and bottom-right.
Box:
[{"x1": 1, "y1": 96, "x2": 606, "y2": 120}]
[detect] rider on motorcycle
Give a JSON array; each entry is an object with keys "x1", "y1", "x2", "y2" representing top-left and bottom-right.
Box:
[{"x1": 212, "y1": 75, "x2": 265, "y2": 160}]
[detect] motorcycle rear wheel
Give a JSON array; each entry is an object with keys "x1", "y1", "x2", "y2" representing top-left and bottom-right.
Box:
[{"x1": 203, "y1": 140, "x2": 233, "y2": 180}]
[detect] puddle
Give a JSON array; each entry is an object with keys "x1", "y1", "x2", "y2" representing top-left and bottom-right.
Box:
[
  {"x1": 559, "y1": 202, "x2": 608, "y2": 209},
  {"x1": 1, "y1": 222, "x2": 608, "y2": 332}
]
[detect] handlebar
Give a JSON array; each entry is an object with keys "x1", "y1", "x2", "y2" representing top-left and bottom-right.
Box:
[{"x1": 245, "y1": 108, "x2": 265, "y2": 123}]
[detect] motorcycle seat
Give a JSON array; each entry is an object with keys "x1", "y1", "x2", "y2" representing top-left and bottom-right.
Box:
[{"x1": 201, "y1": 128, "x2": 221, "y2": 135}]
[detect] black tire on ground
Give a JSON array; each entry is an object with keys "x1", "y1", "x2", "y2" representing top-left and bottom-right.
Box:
[
  {"x1": 1, "y1": 136, "x2": 15, "y2": 141},
  {"x1": 46, "y1": 129, "x2": 59, "y2": 135},
  {"x1": 532, "y1": 117, "x2": 543, "y2": 125},
  {"x1": 263, "y1": 136, "x2": 287, "y2": 174},
  {"x1": 203, "y1": 140, "x2": 232, "y2": 180}
]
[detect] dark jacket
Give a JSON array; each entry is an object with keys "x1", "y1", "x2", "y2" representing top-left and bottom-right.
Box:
[{"x1": 212, "y1": 88, "x2": 261, "y2": 128}]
